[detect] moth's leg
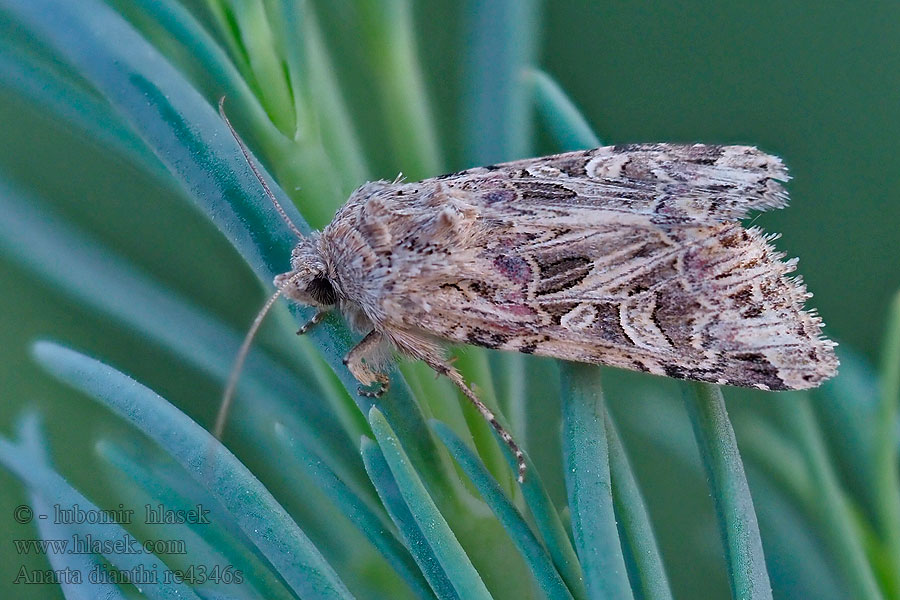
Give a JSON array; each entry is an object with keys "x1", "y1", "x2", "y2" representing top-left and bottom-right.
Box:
[
  {"x1": 359, "y1": 373, "x2": 390, "y2": 398},
  {"x1": 343, "y1": 330, "x2": 390, "y2": 398},
  {"x1": 386, "y1": 328, "x2": 527, "y2": 480},
  {"x1": 432, "y1": 358, "x2": 526, "y2": 482},
  {"x1": 296, "y1": 309, "x2": 329, "y2": 335}
]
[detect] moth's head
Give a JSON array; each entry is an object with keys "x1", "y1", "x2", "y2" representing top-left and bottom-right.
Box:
[{"x1": 273, "y1": 235, "x2": 338, "y2": 308}]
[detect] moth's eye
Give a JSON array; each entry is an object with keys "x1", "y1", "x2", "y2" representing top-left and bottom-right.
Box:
[{"x1": 306, "y1": 275, "x2": 337, "y2": 305}]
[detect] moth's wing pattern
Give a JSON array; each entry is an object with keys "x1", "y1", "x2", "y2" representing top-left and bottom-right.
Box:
[
  {"x1": 373, "y1": 144, "x2": 837, "y2": 390},
  {"x1": 439, "y1": 142, "x2": 791, "y2": 224}
]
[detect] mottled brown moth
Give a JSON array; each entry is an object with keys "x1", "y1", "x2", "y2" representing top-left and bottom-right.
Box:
[{"x1": 218, "y1": 100, "x2": 838, "y2": 482}]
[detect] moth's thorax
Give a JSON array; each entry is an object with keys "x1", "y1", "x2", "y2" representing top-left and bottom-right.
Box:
[
  {"x1": 317, "y1": 178, "x2": 485, "y2": 330},
  {"x1": 317, "y1": 179, "x2": 469, "y2": 331},
  {"x1": 279, "y1": 181, "x2": 417, "y2": 332},
  {"x1": 315, "y1": 183, "x2": 398, "y2": 330}
]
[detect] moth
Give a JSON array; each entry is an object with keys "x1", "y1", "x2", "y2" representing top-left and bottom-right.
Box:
[{"x1": 217, "y1": 101, "x2": 838, "y2": 482}]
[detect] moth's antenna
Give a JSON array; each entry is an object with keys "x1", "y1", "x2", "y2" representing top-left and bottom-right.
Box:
[
  {"x1": 214, "y1": 271, "x2": 303, "y2": 439},
  {"x1": 218, "y1": 97, "x2": 304, "y2": 240}
]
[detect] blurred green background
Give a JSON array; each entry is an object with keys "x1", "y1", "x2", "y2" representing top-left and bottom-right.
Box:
[{"x1": 0, "y1": 1, "x2": 898, "y2": 599}]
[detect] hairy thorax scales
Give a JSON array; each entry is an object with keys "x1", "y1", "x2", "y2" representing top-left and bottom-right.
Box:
[{"x1": 319, "y1": 180, "x2": 482, "y2": 336}]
